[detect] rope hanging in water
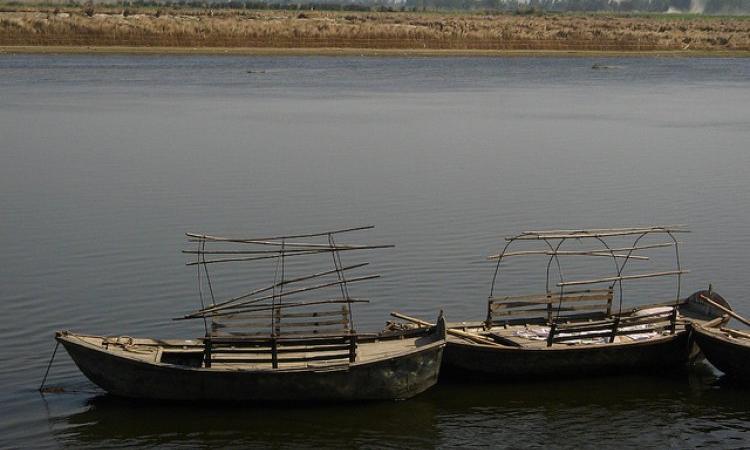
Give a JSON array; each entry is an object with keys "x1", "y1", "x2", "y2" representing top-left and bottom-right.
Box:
[{"x1": 38, "y1": 341, "x2": 59, "y2": 393}]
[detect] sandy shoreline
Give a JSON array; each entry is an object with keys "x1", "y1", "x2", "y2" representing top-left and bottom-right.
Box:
[{"x1": 3, "y1": 45, "x2": 750, "y2": 57}]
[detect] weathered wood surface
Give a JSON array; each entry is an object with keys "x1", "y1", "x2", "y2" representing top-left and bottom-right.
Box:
[
  {"x1": 443, "y1": 292, "x2": 725, "y2": 380},
  {"x1": 487, "y1": 289, "x2": 613, "y2": 325},
  {"x1": 390, "y1": 312, "x2": 500, "y2": 346},
  {"x1": 443, "y1": 331, "x2": 692, "y2": 379},
  {"x1": 698, "y1": 294, "x2": 750, "y2": 327},
  {"x1": 55, "y1": 326, "x2": 446, "y2": 402},
  {"x1": 692, "y1": 323, "x2": 750, "y2": 381}
]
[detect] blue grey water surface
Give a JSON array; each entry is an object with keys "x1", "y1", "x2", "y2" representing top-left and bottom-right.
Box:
[{"x1": 1, "y1": 54, "x2": 749, "y2": 448}]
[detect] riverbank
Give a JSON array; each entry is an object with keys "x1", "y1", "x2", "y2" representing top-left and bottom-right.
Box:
[
  {"x1": 3, "y1": 45, "x2": 750, "y2": 57},
  {"x1": 2, "y1": 9, "x2": 749, "y2": 53}
]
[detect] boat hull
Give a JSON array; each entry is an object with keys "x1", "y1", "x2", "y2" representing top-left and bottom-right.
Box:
[
  {"x1": 442, "y1": 332, "x2": 692, "y2": 379},
  {"x1": 691, "y1": 325, "x2": 750, "y2": 380},
  {"x1": 57, "y1": 333, "x2": 444, "y2": 402}
]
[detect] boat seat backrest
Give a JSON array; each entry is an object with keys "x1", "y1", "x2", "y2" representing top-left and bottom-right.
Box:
[
  {"x1": 210, "y1": 305, "x2": 352, "y2": 337},
  {"x1": 203, "y1": 304, "x2": 356, "y2": 368},
  {"x1": 546, "y1": 305, "x2": 677, "y2": 346},
  {"x1": 486, "y1": 288, "x2": 614, "y2": 328},
  {"x1": 202, "y1": 333, "x2": 357, "y2": 368}
]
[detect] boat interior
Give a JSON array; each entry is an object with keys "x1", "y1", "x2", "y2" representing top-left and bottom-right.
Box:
[
  {"x1": 445, "y1": 289, "x2": 727, "y2": 349},
  {"x1": 434, "y1": 226, "x2": 730, "y2": 349},
  {"x1": 60, "y1": 330, "x2": 441, "y2": 371}
]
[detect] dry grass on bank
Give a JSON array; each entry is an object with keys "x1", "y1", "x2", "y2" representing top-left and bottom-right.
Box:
[{"x1": 1, "y1": 8, "x2": 749, "y2": 51}]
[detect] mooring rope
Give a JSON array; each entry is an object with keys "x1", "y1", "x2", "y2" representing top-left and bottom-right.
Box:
[{"x1": 38, "y1": 341, "x2": 59, "y2": 392}]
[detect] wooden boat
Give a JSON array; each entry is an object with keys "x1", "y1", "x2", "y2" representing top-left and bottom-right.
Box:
[
  {"x1": 56, "y1": 226, "x2": 446, "y2": 402},
  {"x1": 690, "y1": 293, "x2": 750, "y2": 381},
  {"x1": 397, "y1": 226, "x2": 729, "y2": 379}
]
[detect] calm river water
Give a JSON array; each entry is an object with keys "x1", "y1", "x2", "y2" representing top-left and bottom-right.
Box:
[{"x1": 1, "y1": 54, "x2": 749, "y2": 448}]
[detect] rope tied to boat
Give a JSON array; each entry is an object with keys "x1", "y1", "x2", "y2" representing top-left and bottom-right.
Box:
[{"x1": 38, "y1": 341, "x2": 59, "y2": 393}]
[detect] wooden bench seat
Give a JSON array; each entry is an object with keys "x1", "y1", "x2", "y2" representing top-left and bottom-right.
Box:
[
  {"x1": 486, "y1": 288, "x2": 614, "y2": 327},
  {"x1": 547, "y1": 306, "x2": 677, "y2": 346},
  {"x1": 203, "y1": 304, "x2": 357, "y2": 368},
  {"x1": 202, "y1": 334, "x2": 357, "y2": 368}
]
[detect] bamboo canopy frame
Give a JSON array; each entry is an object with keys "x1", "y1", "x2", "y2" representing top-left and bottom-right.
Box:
[
  {"x1": 489, "y1": 226, "x2": 690, "y2": 318},
  {"x1": 178, "y1": 226, "x2": 394, "y2": 338}
]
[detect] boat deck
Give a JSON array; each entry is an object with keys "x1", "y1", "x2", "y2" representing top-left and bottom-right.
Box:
[
  {"x1": 66, "y1": 333, "x2": 434, "y2": 370},
  {"x1": 446, "y1": 322, "x2": 687, "y2": 349}
]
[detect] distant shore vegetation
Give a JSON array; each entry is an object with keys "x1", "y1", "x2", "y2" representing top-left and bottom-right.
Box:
[
  {"x1": 2, "y1": 0, "x2": 750, "y2": 14},
  {"x1": 1, "y1": 2, "x2": 748, "y2": 52}
]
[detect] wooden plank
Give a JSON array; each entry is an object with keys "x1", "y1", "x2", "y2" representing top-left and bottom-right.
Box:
[
  {"x1": 554, "y1": 322, "x2": 617, "y2": 333},
  {"x1": 619, "y1": 316, "x2": 674, "y2": 328},
  {"x1": 554, "y1": 294, "x2": 613, "y2": 302},
  {"x1": 490, "y1": 293, "x2": 552, "y2": 302},
  {"x1": 618, "y1": 310, "x2": 675, "y2": 322},
  {"x1": 214, "y1": 309, "x2": 345, "y2": 322},
  {"x1": 614, "y1": 324, "x2": 671, "y2": 335},
  {"x1": 210, "y1": 344, "x2": 353, "y2": 354},
  {"x1": 555, "y1": 316, "x2": 614, "y2": 329},
  {"x1": 276, "y1": 353, "x2": 351, "y2": 363},
  {"x1": 551, "y1": 330, "x2": 614, "y2": 342},
  {"x1": 491, "y1": 299, "x2": 551, "y2": 309},
  {"x1": 216, "y1": 319, "x2": 347, "y2": 329},
  {"x1": 615, "y1": 300, "x2": 684, "y2": 315},
  {"x1": 390, "y1": 311, "x2": 500, "y2": 346},
  {"x1": 277, "y1": 319, "x2": 348, "y2": 328},
  {"x1": 721, "y1": 328, "x2": 750, "y2": 340},
  {"x1": 558, "y1": 270, "x2": 688, "y2": 287},
  {"x1": 206, "y1": 334, "x2": 353, "y2": 345},
  {"x1": 491, "y1": 307, "x2": 551, "y2": 317},
  {"x1": 554, "y1": 303, "x2": 612, "y2": 313}
]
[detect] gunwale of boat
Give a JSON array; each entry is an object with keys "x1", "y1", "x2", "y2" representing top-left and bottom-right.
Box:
[
  {"x1": 445, "y1": 299, "x2": 724, "y2": 351},
  {"x1": 692, "y1": 323, "x2": 750, "y2": 349},
  {"x1": 445, "y1": 323, "x2": 686, "y2": 351},
  {"x1": 56, "y1": 330, "x2": 445, "y2": 373}
]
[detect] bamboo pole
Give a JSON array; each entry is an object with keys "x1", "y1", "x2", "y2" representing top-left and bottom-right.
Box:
[
  {"x1": 557, "y1": 270, "x2": 688, "y2": 287},
  {"x1": 187, "y1": 225, "x2": 374, "y2": 242},
  {"x1": 178, "y1": 299, "x2": 370, "y2": 320},
  {"x1": 509, "y1": 228, "x2": 689, "y2": 241},
  {"x1": 521, "y1": 225, "x2": 687, "y2": 235},
  {"x1": 183, "y1": 248, "x2": 330, "y2": 255},
  {"x1": 390, "y1": 312, "x2": 501, "y2": 346},
  {"x1": 488, "y1": 251, "x2": 648, "y2": 260},
  {"x1": 186, "y1": 246, "x2": 392, "y2": 265},
  {"x1": 184, "y1": 274, "x2": 380, "y2": 317},
  {"x1": 487, "y1": 242, "x2": 677, "y2": 260},
  {"x1": 186, "y1": 233, "x2": 393, "y2": 250},
  {"x1": 186, "y1": 249, "x2": 323, "y2": 265},
  {"x1": 191, "y1": 262, "x2": 369, "y2": 315},
  {"x1": 699, "y1": 294, "x2": 750, "y2": 327}
]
